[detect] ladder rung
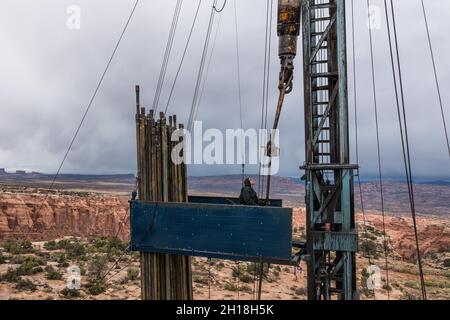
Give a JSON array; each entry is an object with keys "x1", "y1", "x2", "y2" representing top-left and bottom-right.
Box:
[
  {"x1": 311, "y1": 3, "x2": 336, "y2": 10},
  {"x1": 312, "y1": 86, "x2": 330, "y2": 91},
  {"x1": 312, "y1": 72, "x2": 338, "y2": 78},
  {"x1": 313, "y1": 115, "x2": 329, "y2": 119},
  {"x1": 311, "y1": 17, "x2": 331, "y2": 22},
  {"x1": 311, "y1": 60, "x2": 328, "y2": 65},
  {"x1": 311, "y1": 45, "x2": 328, "y2": 51}
]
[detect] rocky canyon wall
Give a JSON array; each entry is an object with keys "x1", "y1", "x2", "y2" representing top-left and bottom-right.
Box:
[{"x1": 0, "y1": 187, "x2": 130, "y2": 242}]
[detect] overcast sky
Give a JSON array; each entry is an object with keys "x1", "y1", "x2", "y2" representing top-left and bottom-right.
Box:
[{"x1": 0, "y1": 0, "x2": 449, "y2": 179}]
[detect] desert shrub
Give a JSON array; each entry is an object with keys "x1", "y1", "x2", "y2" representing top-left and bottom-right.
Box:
[
  {"x1": 88, "y1": 255, "x2": 109, "y2": 280},
  {"x1": 10, "y1": 256, "x2": 26, "y2": 264},
  {"x1": 192, "y1": 274, "x2": 209, "y2": 285},
  {"x1": 16, "y1": 256, "x2": 46, "y2": 276},
  {"x1": 238, "y1": 274, "x2": 253, "y2": 284},
  {"x1": 232, "y1": 265, "x2": 246, "y2": 278},
  {"x1": 295, "y1": 287, "x2": 307, "y2": 296},
  {"x1": 85, "y1": 281, "x2": 106, "y2": 296},
  {"x1": 404, "y1": 281, "x2": 420, "y2": 289},
  {"x1": 107, "y1": 252, "x2": 119, "y2": 263},
  {"x1": 60, "y1": 288, "x2": 81, "y2": 298},
  {"x1": 391, "y1": 263, "x2": 419, "y2": 275},
  {"x1": 382, "y1": 284, "x2": 392, "y2": 292},
  {"x1": 55, "y1": 254, "x2": 69, "y2": 268},
  {"x1": 360, "y1": 240, "x2": 379, "y2": 259},
  {"x1": 223, "y1": 282, "x2": 239, "y2": 292},
  {"x1": 215, "y1": 262, "x2": 225, "y2": 271},
  {"x1": 401, "y1": 291, "x2": 419, "y2": 300},
  {"x1": 265, "y1": 268, "x2": 280, "y2": 283},
  {"x1": 107, "y1": 237, "x2": 127, "y2": 252},
  {"x1": 66, "y1": 242, "x2": 86, "y2": 260},
  {"x1": 44, "y1": 240, "x2": 59, "y2": 251},
  {"x1": 35, "y1": 251, "x2": 51, "y2": 260},
  {"x1": 54, "y1": 239, "x2": 71, "y2": 251},
  {"x1": 49, "y1": 252, "x2": 65, "y2": 263},
  {"x1": 425, "y1": 279, "x2": 450, "y2": 289},
  {"x1": 1, "y1": 268, "x2": 20, "y2": 283},
  {"x1": 271, "y1": 266, "x2": 280, "y2": 277},
  {"x1": 88, "y1": 237, "x2": 127, "y2": 255},
  {"x1": 4, "y1": 240, "x2": 34, "y2": 255},
  {"x1": 272, "y1": 270, "x2": 280, "y2": 278},
  {"x1": 45, "y1": 266, "x2": 63, "y2": 280},
  {"x1": 32, "y1": 267, "x2": 44, "y2": 274},
  {"x1": 126, "y1": 267, "x2": 140, "y2": 281},
  {"x1": 241, "y1": 285, "x2": 253, "y2": 293},
  {"x1": 443, "y1": 258, "x2": 450, "y2": 268},
  {"x1": 190, "y1": 258, "x2": 199, "y2": 267},
  {"x1": 246, "y1": 263, "x2": 269, "y2": 278},
  {"x1": 0, "y1": 253, "x2": 7, "y2": 264},
  {"x1": 426, "y1": 252, "x2": 438, "y2": 260},
  {"x1": 444, "y1": 270, "x2": 450, "y2": 280},
  {"x1": 15, "y1": 279, "x2": 36, "y2": 292}
]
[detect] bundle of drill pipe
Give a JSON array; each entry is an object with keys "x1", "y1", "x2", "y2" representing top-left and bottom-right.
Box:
[{"x1": 134, "y1": 85, "x2": 192, "y2": 300}]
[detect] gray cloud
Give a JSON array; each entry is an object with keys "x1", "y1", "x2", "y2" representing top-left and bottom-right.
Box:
[{"x1": 0, "y1": 0, "x2": 449, "y2": 179}]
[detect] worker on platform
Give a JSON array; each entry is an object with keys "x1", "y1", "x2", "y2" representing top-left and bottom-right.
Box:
[{"x1": 239, "y1": 177, "x2": 259, "y2": 206}]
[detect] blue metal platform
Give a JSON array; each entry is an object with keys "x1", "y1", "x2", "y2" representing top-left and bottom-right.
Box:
[{"x1": 130, "y1": 200, "x2": 293, "y2": 264}]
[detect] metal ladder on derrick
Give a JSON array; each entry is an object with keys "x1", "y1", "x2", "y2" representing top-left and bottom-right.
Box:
[{"x1": 301, "y1": 0, "x2": 359, "y2": 300}]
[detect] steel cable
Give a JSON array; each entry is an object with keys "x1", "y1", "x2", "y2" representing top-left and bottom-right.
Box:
[
  {"x1": 351, "y1": 0, "x2": 376, "y2": 299},
  {"x1": 165, "y1": 0, "x2": 203, "y2": 114},
  {"x1": 33, "y1": 0, "x2": 140, "y2": 222},
  {"x1": 420, "y1": 0, "x2": 450, "y2": 158},
  {"x1": 366, "y1": 0, "x2": 391, "y2": 300},
  {"x1": 387, "y1": 0, "x2": 427, "y2": 300},
  {"x1": 188, "y1": 0, "x2": 219, "y2": 131},
  {"x1": 153, "y1": 0, "x2": 183, "y2": 112},
  {"x1": 258, "y1": 0, "x2": 273, "y2": 199},
  {"x1": 234, "y1": 0, "x2": 245, "y2": 185}
]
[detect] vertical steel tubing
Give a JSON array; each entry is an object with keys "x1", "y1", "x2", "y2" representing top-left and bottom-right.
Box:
[
  {"x1": 135, "y1": 93, "x2": 192, "y2": 300},
  {"x1": 302, "y1": 0, "x2": 317, "y2": 301},
  {"x1": 336, "y1": 0, "x2": 349, "y2": 164},
  {"x1": 302, "y1": 0, "x2": 312, "y2": 164}
]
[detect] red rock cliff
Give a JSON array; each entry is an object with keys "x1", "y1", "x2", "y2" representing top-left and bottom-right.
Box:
[{"x1": 0, "y1": 188, "x2": 130, "y2": 242}]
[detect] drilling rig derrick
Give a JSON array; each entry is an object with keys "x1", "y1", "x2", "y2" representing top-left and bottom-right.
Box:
[
  {"x1": 300, "y1": 0, "x2": 358, "y2": 300},
  {"x1": 267, "y1": 0, "x2": 358, "y2": 300}
]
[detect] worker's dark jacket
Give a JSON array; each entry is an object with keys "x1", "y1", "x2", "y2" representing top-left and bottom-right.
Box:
[{"x1": 239, "y1": 186, "x2": 259, "y2": 206}]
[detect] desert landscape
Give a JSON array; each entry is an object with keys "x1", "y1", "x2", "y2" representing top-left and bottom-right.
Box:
[{"x1": 0, "y1": 172, "x2": 448, "y2": 300}]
